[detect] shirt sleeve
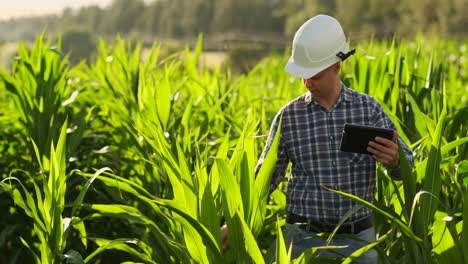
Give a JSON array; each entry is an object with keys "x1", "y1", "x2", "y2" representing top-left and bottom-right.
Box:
[
  {"x1": 372, "y1": 100, "x2": 414, "y2": 180},
  {"x1": 254, "y1": 109, "x2": 290, "y2": 194}
]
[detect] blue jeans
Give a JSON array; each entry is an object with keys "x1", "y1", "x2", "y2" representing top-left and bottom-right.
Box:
[{"x1": 283, "y1": 223, "x2": 378, "y2": 263}]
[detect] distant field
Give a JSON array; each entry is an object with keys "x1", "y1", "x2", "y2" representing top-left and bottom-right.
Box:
[
  {"x1": 0, "y1": 43, "x2": 19, "y2": 66},
  {"x1": 199, "y1": 51, "x2": 227, "y2": 68},
  {"x1": 1, "y1": 43, "x2": 227, "y2": 69}
]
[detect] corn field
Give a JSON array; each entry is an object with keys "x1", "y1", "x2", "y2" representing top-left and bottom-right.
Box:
[{"x1": 0, "y1": 33, "x2": 467, "y2": 264}]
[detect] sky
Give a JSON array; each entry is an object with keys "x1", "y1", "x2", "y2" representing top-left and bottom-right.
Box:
[{"x1": 0, "y1": 0, "x2": 116, "y2": 20}]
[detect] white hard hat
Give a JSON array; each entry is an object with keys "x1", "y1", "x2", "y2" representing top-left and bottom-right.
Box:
[{"x1": 285, "y1": 14, "x2": 354, "y2": 79}]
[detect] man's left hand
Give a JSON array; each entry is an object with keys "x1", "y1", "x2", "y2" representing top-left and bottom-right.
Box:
[{"x1": 367, "y1": 131, "x2": 399, "y2": 169}]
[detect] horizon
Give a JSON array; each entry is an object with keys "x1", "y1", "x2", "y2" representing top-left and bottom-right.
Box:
[{"x1": 0, "y1": 0, "x2": 153, "y2": 21}]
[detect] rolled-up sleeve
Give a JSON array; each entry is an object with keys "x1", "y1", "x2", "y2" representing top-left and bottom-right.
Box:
[{"x1": 372, "y1": 101, "x2": 414, "y2": 180}]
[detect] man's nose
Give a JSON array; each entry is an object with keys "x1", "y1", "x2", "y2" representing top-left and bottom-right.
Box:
[{"x1": 304, "y1": 78, "x2": 314, "y2": 87}]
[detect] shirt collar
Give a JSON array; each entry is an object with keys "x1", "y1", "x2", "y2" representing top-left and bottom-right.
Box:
[
  {"x1": 341, "y1": 85, "x2": 354, "y2": 102},
  {"x1": 303, "y1": 84, "x2": 354, "y2": 106}
]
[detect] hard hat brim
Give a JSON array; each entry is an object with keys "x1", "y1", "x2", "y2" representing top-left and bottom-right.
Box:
[{"x1": 284, "y1": 56, "x2": 340, "y2": 79}]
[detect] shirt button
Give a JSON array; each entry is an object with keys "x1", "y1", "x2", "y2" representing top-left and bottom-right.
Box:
[
  {"x1": 332, "y1": 161, "x2": 337, "y2": 166},
  {"x1": 330, "y1": 136, "x2": 334, "y2": 140}
]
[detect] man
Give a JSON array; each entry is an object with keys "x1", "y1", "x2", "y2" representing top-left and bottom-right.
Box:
[{"x1": 254, "y1": 14, "x2": 414, "y2": 262}]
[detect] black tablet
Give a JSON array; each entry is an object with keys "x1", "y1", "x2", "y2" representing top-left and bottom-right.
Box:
[{"x1": 340, "y1": 124, "x2": 394, "y2": 154}]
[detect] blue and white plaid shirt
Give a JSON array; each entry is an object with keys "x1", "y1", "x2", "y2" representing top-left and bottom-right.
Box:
[{"x1": 255, "y1": 85, "x2": 414, "y2": 224}]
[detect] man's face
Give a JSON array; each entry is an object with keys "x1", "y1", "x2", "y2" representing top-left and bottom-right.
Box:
[{"x1": 303, "y1": 64, "x2": 338, "y2": 94}]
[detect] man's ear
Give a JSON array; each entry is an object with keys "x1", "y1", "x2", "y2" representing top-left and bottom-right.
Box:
[{"x1": 334, "y1": 62, "x2": 341, "y2": 73}]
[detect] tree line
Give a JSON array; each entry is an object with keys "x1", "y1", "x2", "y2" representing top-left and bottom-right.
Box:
[{"x1": 1, "y1": 0, "x2": 467, "y2": 44}]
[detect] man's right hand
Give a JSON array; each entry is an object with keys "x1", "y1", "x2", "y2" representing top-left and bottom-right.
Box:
[{"x1": 221, "y1": 224, "x2": 229, "y2": 249}]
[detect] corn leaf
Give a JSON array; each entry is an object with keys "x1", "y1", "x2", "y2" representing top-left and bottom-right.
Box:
[
  {"x1": 251, "y1": 115, "x2": 282, "y2": 237},
  {"x1": 324, "y1": 186, "x2": 422, "y2": 242},
  {"x1": 275, "y1": 217, "x2": 290, "y2": 264}
]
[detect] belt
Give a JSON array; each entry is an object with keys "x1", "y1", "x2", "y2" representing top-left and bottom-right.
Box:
[{"x1": 286, "y1": 213, "x2": 372, "y2": 234}]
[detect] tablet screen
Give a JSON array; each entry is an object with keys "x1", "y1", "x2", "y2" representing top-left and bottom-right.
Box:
[{"x1": 340, "y1": 124, "x2": 393, "y2": 154}]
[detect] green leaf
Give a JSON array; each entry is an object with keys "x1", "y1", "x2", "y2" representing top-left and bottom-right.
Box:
[
  {"x1": 62, "y1": 249, "x2": 85, "y2": 264},
  {"x1": 72, "y1": 168, "x2": 114, "y2": 217},
  {"x1": 420, "y1": 105, "x2": 446, "y2": 235},
  {"x1": 326, "y1": 205, "x2": 364, "y2": 245},
  {"x1": 323, "y1": 186, "x2": 422, "y2": 242},
  {"x1": 176, "y1": 143, "x2": 198, "y2": 218},
  {"x1": 199, "y1": 180, "x2": 221, "y2": 246},
  {"x1": 342, "y1": 233, "x2": 389, "y2": 264},
  {"x1": 236, "y1": 212, "x2": 265, "y2": 264},
  {"x1": 275, "y1": 217, "x2": 290, "y2": 264},
  {"x1": 293, "y1": 244, "x2": 347, "y2": 263},
  {"x1": 431, "y1": 212, "x2": 455, "y2": 255},
  {"x1": 405, "y1": 91, "x2": 429, "y2": 137},
  {"x1": 215, "y1": 159, "x2": 244, "y2": 219},
  {"x1": 154, "y1": 199, "x2": 223, "y2": 261},
  {"x1": 458, "y1": 160, "x2": 468, "y2": 175},
  {"x1": 180, "y1": 220, "x2": 210, "y2": 264},
  {"x1": 84, "y1": 238, "x2": 155, "y2": 263},
  {"x1": 251, "y1": 114, "x2": 282, "y2": 237},
  {"x1": 156, "y1": 69, "x2": 172, "y2": 128},
  {"x1": 463, "y1": 188, "x2": 468, "y2": 261},
  {"x1": 72, "y1": 218, "x2": 87, "y2": 249},
  {"x1": 86, "y1": 204, "x2": 153, "y2": 225},
  {"x1": 442, "y1": 138, "x2": 468, "y2": 156},
  {"x1": 19, "y1": 236, "x2": 40, "y2": 264},
  {"x1": 398, "y1": 139, "x2": 417, "y2": 224}
]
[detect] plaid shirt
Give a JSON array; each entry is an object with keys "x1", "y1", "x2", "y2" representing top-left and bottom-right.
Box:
[{"x1": 255, "y1": 85, "x2": 414, "y2": 224}]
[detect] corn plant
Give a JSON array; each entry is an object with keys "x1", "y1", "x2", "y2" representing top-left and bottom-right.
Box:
[{"x1": 0, "y1": 123, "x2": 76, "y2": 263}]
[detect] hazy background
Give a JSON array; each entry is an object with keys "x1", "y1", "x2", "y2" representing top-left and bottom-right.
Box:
[
  {"x1": 1, "y1": 1, "x2": 116, "y2": 20},
  {"x1": 1, "y1": 0, "x2": 467, "y2": 69}
]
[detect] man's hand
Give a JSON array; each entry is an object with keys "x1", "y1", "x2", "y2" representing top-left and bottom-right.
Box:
[
  {"x1": 367, "y1": 130, "x2": 399, "y2": 169},
  {"x1": 221, "y1": 224, "x2": 229, "y2": 250}
]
